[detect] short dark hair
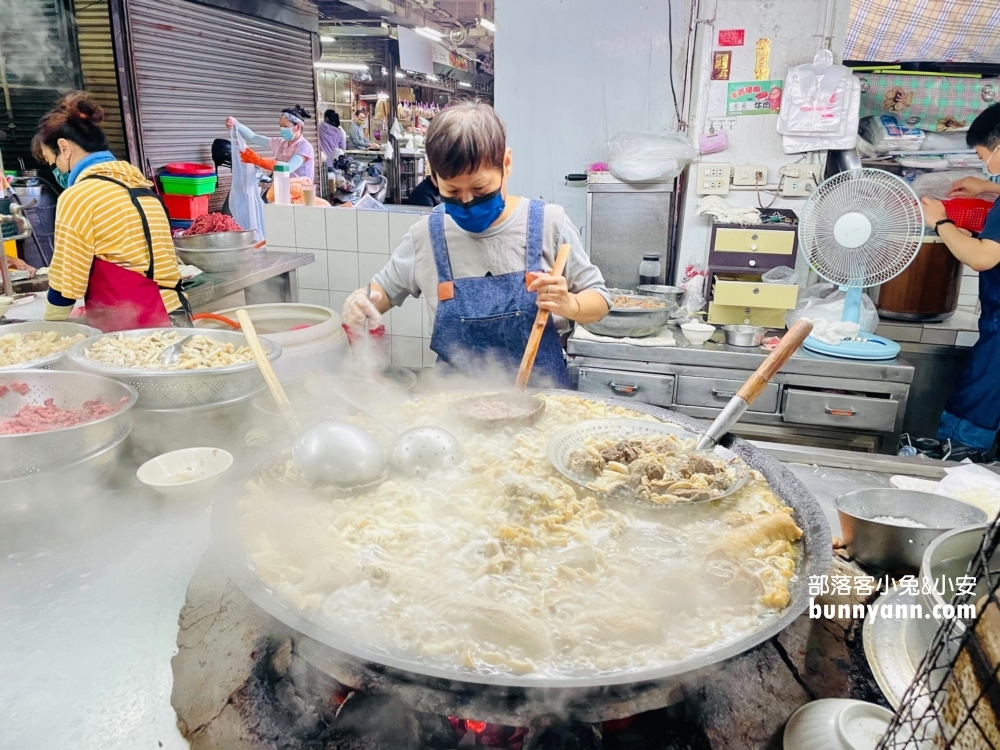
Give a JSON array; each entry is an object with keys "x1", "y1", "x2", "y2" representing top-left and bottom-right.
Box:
[
  {"x1": 32, "y1": 92, "x2": 109, "y2": 161},
  {"x1": 324, "y1": 109, "x2": 340, "y2": 127},
  {"x1": 967, "y1": 104, "x2": 1000, "y2": 150},
  {"x1": 355, "y1": 110, "x2": 366, "y2": 117},
  {"x1": 281, "y1": 105, "x2": 312, "y2": 121},
  {"x1": 425, "y1": 100, "x2": 506, "y2": 180}
]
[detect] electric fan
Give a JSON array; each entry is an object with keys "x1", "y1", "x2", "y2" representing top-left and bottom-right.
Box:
[{"x1": 797, "y1": 168, "x2": 924, "y2": 360}]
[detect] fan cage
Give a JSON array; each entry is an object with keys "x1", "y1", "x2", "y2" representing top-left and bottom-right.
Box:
[
  {"x1": 800, "y1": 169, "x2": 924, "y2": 288},
  {"x1": 876, "y1": 515, "x2": 1000, "y2": 750}
]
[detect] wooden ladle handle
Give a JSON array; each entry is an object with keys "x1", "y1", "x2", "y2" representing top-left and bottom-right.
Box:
[
  {"x1": 236, "y1": 309, "x2": 301, "y2": 434},
  {"x1": 516, "y1": 244, "x2": 571, "y2": 390},
  {"x1": 736, "y1": 319, "x2": 814, "y2": 406}
]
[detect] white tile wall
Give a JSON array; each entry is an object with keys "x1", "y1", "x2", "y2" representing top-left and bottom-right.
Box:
[
  {"x1": 960, "y1": 275, "x2": 979, "y2": 296},
  {"x1": 264, "y1": 203, "x2": 431, "y2": 366},
  {"x1": 957, "y1": 331, "x2": 981, "y2": 348},
  {"x1": 293, "y1": 205, "x2": 328, "y2": 249}
]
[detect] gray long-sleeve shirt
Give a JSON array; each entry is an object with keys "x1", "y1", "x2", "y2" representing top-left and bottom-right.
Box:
[
  {"x1": 372, "y1": 198, "x2": 611, "y2": 335},
  {"x1": 348, "y1": 121, "x2": 371, "y2": 150}
]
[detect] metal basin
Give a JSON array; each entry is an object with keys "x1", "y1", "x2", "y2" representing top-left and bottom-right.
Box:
[
  {"x1": 0, "y1": 370, "x2": 137, "y2": 480},
  {"x1": 211, "y1": 391, "x2": 830, "y2": 721},
  {"x1": 637, "y1": 285, "x2": 683, "y2": 305},
  {"x1": 175, "y1": 245, "x2": 255, "y2": 273},
  {"x1": 835, "y1": 489, "x2": 987, "y2": 573},
  {"x1": 0, "y1": 321, "x2": 100, "y2": 371},
  {"x1": 582, "y1": 296, "x2": 676, "y2": 338},
  {"x1": 722, "y1": 325, "x2": 765, "y2": 348},
  {"x1": 173, "y1": 230, "x2": 256, "y2": 251}
]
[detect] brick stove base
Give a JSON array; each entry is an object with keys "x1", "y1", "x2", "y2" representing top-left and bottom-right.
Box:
[{"x1": 171, "y1": 554, "x2": 885, "y2": 750}]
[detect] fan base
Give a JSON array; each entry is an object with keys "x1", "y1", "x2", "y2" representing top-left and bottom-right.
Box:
[{"x1": 802, "y1": 333, "x2": 901, "y2": 360}]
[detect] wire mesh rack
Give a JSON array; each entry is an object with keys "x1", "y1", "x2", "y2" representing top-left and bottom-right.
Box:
[{"x1": 876, "y1": 516, "x2": 1000, "y2": 750}]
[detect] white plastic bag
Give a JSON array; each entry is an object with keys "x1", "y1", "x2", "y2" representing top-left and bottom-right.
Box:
[
  {"x1": 229, "y1": 128, "x2": 266, "y2": 242},
  {"x1": 761, "y1": 265, "x2": 797, "y2": 284},
  {"x1": 858, "y1": 115, "x2": 924, "y2": 153},
  {"x1": 785, "y1": 282, "x2": 879, "y2": 332},
  {"x1": 608, "y1": 132, "x2": 697, "y2": 182},
  {"x1": 911, "y1": 170, "x2": 981, "y2": 200}
]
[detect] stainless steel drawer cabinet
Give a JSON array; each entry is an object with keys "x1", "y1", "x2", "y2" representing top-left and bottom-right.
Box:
[
  {"x1": 675, "y1": 375, "x2": 779, "y2": 413},
  {"x1": 577, "y1": 368, "x2": 675, "y2": 407},
  {"x1": 783, "y1": 389, "x2": 899, "y2": 431}
]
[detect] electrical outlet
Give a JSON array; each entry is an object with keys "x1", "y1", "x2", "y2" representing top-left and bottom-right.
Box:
[
  {"x1": 696, "y1": 162, "x2": 731, "y2": 195},
  {"x1": 778, "y1": 163, "x2": 822, "y2": 197},
  {"x1": 733, "y1": 165, "x2": 769, "y2": 186}
]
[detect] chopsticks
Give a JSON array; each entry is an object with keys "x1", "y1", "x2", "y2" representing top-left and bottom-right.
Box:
[{"x1": 516, "y1": 244, "x2": 571, "y2": 390}]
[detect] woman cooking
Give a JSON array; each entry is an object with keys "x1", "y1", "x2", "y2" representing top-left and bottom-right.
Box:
[
  {"x1": 225, "y1": 105, "x2": 315, "y2": 181},
  {"x1": 33, "y1": 92, "x2": 188, "y2": 332},
  {"x1": 920, "y1": 103, "x2": 1000, "y2": 460},
  {"x1": 342, "y1": 101, "x2": 610, "y2": 387}
]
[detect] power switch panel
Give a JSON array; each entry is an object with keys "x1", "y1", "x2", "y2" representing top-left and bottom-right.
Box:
[
  {"x1": 696, "y1": 162, "x2": 732, "y2": 195},
  {"x1": 733, "y1": 165, "x2": 769, "y2": 186}
]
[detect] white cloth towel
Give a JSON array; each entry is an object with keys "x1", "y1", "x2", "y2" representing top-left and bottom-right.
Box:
[
  {"x1": 809, "y1": 318, "x2": 860, "y2": 345},
  {"x1": 574, "y1": 326, "x2": 677, "y2": 347}
]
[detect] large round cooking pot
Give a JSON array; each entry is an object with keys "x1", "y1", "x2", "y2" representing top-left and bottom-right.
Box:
[
  {"x1": 877, "y1": 236, "x2": 962, "y2": 323},
  {"x1": 211, "y1": 391, "x2": 831, "y2": 722}
]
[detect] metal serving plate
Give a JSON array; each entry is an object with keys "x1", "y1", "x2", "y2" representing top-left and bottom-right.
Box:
[
  {"x1": 211, "y1": 390, "x2": 831, "y2": 703},
  {"x1": 548, "y1": 418, "x2": 750, "y2": 506},
  {"x1": 0, "y1": 322, "x2": 101, "y2": 371}
]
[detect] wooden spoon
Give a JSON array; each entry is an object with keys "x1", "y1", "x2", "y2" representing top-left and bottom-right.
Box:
[
  {"x1": 515, "y1": 243, "x2": 571, "y2": 390},
  {"x1": 236, "y1": 309, "x2": 301, "y2": 434}
]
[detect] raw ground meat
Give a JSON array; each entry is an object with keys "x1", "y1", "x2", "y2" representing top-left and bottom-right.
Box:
[
  {"x1": 184, "y1": 213, "x2": 243, "y2": 235},
  {"x1": 0, "y1": 397, "x2": 124, "y2": 435},
  {"x1": 0, "y1": 382, "x2": 30, "y2": 398}
]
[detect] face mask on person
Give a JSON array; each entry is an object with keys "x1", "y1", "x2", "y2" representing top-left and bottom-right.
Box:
[
  {"x1": 279, "y1": 127, "x2": 296, "y2": 141},
  {"x1": 52, "y1": 166, "x2": 71, "y2": 189},
  {"x1": 982, "y1": 145, "x2": 1000, "y2": 177},
  {"x1": 441, "y1": 186, "x2": 505, "y2": 234}
]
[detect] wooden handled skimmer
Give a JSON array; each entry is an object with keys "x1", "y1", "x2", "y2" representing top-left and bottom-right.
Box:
[
  {"x1": 515, "y1": 244, "x2": 571, "y2": 390},
  {"x1": 695, "y1": 319, "x2": 814, "y2": 451}
]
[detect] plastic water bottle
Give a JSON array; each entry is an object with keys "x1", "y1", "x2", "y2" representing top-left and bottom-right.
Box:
[
  {"x1": 273, "y1": 163, "x2": 291, "y2": 205},
  {"x1": 639, "y1": 254, "x2": 662, "y2": 286}
]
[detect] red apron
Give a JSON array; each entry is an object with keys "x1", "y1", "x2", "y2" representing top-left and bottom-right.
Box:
[{"x1": 79, "y1": 175, "x2": 188, "y2": 333}]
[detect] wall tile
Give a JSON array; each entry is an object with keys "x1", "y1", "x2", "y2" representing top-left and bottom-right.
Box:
[
  {"x1": 383, "y1": 309, "x2": 392, "y2": 335},
  {"x1": 297, "y1": 250, "x2": 329, "y2": 290},
  {"x1": 357, "y1": 210, "x2": 390, "y2": 255},
  {"x1": 422, "y1": 339, "x2": 437, "y2": 369},
  {"x1": 293, "y1": 205, "x2": 328, "y2": 249},
  {"x1": 326, "y1": 209, "x2": 359, "y2": 252},
  {"x1": 330, "y1": 291, "x2": 351, "y2": 318},
  {"x1": 389, "y1": 212, "x2": 422, "y2": 252},
  {"x1": 963, "y1": 266, "x2": 979, "y2": 277},
  {"x1": 960, "y1": 275, "x2": 979, "y2": 296},
  {"x1": 421, "y1": 299, "x2": 434, "y2": 337},
  {"x1": 393, "y1": 296, "x2": 423, "y2": 337},
  {"x1": 959, "y1": 294, "x2": 978, "y2": 308},
  {"x1": 358, "y1": 253, "x2": 387, "y2": 287},
  {"x1": 298, "y1": 289, "x2": 330, "y2": 307},
  {"x1": 391, "y1": 335, "x2": 423, "y2": 369},
  {"x1": 956, "y1": 331, "x2": 980, "y2": 348},
  {"x1": 328, "y1": 250, "x2": 360, "y2": 292},
  {"x1": 265, "y1": 245, "x2": 297, "y2": 254},
  {"x1": 264, "y1": 204, "x2": 296, "y2": 246}
]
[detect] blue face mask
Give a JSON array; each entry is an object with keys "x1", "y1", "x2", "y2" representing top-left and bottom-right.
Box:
[
  {"x1": 52, "y1": 166, "x2": 70, "y2": 189},
  {"x1": 441, "y1": 187, "x2": 505, "y2": 233},
  {"x1": 279, "y1": 127, "x2": 296, "y2": 141}
]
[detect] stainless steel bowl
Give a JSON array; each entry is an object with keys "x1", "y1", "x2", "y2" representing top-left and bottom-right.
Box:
[
  {"x1": 175, "y1": 245, "x2": 255, "y2": 273},
  {"x1": 66, "y1": 328, "x2": 282, "y2": 411},
  {"x1": 637, "y1": 285, "x2": 684, "y2": 304},
  {"x1": 722, "y1": 325, "x2": 766, "y2": 347},
  {"x1": 0, "y1": 370, "x2": 137, "y2": 480},
  {"x1": 173, "y1": 230, "x2": 256, "y2": 251},
  {"x1": 0, "y1": 321, "x2": 101, "y2": 371},
  {"x1": 583, "y1": 295, "x2": 677, "y2": 338},
  {"x1": 835, "y1": 489, "x2": 988, "y2": 572}
]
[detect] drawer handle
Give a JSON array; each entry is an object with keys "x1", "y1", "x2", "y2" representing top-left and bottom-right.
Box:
[
  {"x1": 711, "y1": 389, "x2": 738, "y2": 398},
  {"x1": 825, "y1": 407, "x2": 857, "y2": 417},
  {"x1": 609, "y1": 382, "x2": 640, "y2": 395}
]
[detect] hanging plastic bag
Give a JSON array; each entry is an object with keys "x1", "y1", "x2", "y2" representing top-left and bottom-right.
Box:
[
  {"x1": 229, "y1": 127, "x2": 266, "y2": 242},
  {"x1": 384, "y1": 140, "x2": 395, "y2": 161},
  {"x1": 761, "y1": 266, "x2": 797, "y2": 284},
  {"x1": 784, "y1": 282, "x2": 879, "y2": 332},
  {"x1": 608, "y1": 132, "x2": 697, "y2": 182}
]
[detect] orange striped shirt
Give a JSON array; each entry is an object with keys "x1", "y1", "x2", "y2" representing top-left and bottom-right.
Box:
[{"x1": 50, "y1": 160, "x2": 181, "y2": 311}]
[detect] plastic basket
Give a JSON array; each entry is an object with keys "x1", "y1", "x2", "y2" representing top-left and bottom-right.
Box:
[
  {"x1": 163, "y1": 193, "x2": 209, "y2": 220},
  {"x1": 164, "y1": 162, "x2": 214, "y2": 177},
  {"x1": 943, "y1": 198, "x2": 994, "y2": 233},
  {"x1": 159, "y1": 174, "x2": 218, "y2": 196}
]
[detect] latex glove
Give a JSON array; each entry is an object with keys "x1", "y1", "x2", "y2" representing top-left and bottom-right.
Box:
[
  {"x1": 240, "y1": 148, "x2": 276, "y2": 171},
  {"x1": 44, "y1": 301, "x2": 73, "y2": 321},
  {"x1": 342, "y1": 287, "x2": 383, "y2": 328}
]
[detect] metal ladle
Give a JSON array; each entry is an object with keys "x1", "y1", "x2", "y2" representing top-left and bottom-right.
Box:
[
  {"x1": 159, "y1": 334, "x2": 195, "y2": 366},
  {"x1": 326, "y1": 384, "x2": 462, "y2": 478},
  {"x1": 236, "y1": 310, "x2": 386, "y2": 488}
]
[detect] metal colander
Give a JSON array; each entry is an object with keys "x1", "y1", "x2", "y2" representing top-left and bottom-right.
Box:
[
  {"x1": 0, "y1": 370, "x2": 137, "y2": 480},
  {"x1": 65, "y1": 328, "x2": 282, "y2": 411},
  {"x1": 0, "y1": 321, "x2": 100, "y2": 371}
]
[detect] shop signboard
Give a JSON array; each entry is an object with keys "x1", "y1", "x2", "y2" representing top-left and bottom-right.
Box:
[{"x1": 726, "y1": 80, "x2": 782, "y2": 116}]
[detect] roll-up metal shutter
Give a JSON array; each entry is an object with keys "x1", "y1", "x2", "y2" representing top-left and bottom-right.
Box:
[
  {"x1": 125, "y1": 0, "x2": 318, "y2": 210},
  {"x1": 72, "y1": 0, "x2": 126, "y2": 158}
]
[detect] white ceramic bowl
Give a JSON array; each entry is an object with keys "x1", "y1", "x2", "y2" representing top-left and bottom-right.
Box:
[
  {"x1": 783, "y1": 699, "x2": 894, "y2": 750},
  {"x1": 680, "y1": 321, "x2": 716, "y2": 345},
  {"x1": 137, "y1": 447, "x2": 233, "y2": 498}
]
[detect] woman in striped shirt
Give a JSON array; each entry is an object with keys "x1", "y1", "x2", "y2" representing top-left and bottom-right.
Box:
[{"x1": 32, "y1": 93, "x2": 187, "y2": 332}]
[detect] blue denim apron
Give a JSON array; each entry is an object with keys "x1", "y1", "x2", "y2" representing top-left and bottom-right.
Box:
[
  {"x1": 428, "y1": 199, "x2": 571, "y2": 388},
  {"x1": 937, "y1": 262, "x2": 1000, "y2": 450}
]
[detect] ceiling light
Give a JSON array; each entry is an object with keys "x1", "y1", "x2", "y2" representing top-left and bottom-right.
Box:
[
  {"x1": 320, "y1": 35, "x2": 336, "y2": 43},
  {"x1": 395, "y1": 71, "x2": 405, "y2": 78},
  {"x1": 314, "y1": 62, "x2": 369, "y2": 71},
  {"x1": 479, "y1": 18, "x2": 496, "y2": 33},
  {"x1": 459, "y1": 81, "x2": 472, "y2": 88},
  {"x1": 415, "y1": 26, "x2": 444, "y2": 40}
]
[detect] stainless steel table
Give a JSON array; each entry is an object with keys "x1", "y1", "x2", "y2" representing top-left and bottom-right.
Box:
[{"x1": 568, "y1": 330, "x2": 915, "y2": 454}]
